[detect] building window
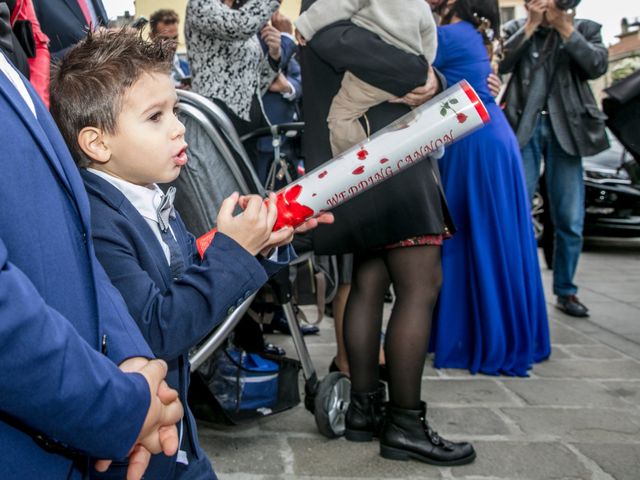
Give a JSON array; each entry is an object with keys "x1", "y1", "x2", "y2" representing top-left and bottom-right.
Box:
[{"x1": 500, "y1": 6, "x2": 515, "y2": 24}]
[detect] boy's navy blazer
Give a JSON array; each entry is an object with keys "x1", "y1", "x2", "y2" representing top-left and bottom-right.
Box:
[
  {"x1": 0, "y1": 58, "x2": 154, "y2": 478},
  {"x1": 81, "y1": 169, "x2": 291, "y2": 477}
]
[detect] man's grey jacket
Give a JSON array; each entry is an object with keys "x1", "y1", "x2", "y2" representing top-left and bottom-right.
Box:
[{"x1": 499, "y1": 18, "x2": 609, "y2": 157}]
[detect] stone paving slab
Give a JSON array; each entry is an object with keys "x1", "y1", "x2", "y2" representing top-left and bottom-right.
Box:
[
  {"x1": 448, "y1": 441, "x2": 592, "y2": 479},
  {"x1": 420, "y1": 379, "x2": 521, "y2": 407},
  {"x1": 288, "y1": 437, "x2": 443, "y2": 479},
  {"x1": 561, "y1": 344, "x2": 626, "y2": 359},
  {"x1": 532, "y1": 358, "x2": 640, "y2": 379},
  {"x1": 199, "y1": 431, "x2": 287, "y2": 476},
  {"x1": 501, "y1": 378, "x2": 632, "y2": 407},
  {"x1": 501, "y1": 407, "x2": 640, "y2": 443},
  {"x1": 572, "y1": 443, "x2": 640, "y2": 480},
  {"x1": 598, "y1": 380, "x2": 640, "y2": 409},
  {"x1": 428, "y1": 407, "x2": 512, "y2": 436},
  {"x1": 258, "y1": 405, "x2": 319, "y2": 435},
  {"x1": 546, "y1": 321, "x2": 598, "y2": 345}
]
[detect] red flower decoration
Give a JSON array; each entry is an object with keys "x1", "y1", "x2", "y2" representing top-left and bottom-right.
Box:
[
  {"x1": 272, "y1": 184, "x2": 315, "y2": 230},
  {"x1": 352, "y1": 165, "x2": 365, "y2": 175},
  {"x1": 357, "y1": 148, "x2": 368, "y2": 160},
  {"x1": 456, "y1": 112, "x2": 467, "y2": 123}
]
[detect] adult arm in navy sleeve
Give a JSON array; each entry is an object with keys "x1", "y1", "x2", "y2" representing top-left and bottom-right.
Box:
[{"x1": 0, "y1": 237, "x2": 151, "y2": 460}]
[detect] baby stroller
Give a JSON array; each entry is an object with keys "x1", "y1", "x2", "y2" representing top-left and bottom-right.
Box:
[{"x1": 172, "y1": 89, "x2": 349, "y2": 438}]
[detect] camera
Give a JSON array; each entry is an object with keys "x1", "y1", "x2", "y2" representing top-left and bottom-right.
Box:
[{"x1": 554, "y1": 0, "x2": 580, "y2": 11}]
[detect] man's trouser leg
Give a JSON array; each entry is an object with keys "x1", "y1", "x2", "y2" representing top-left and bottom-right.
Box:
[{"x1": 542, "y1": 118, "x2": 584, "y2": 296}]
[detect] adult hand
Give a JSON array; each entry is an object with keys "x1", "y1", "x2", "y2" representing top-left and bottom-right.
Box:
[
  {"x1": 294, "y1": 212, "x2": 335, "y2": 233},
  {"x1": 544, "y1": 2, "x2": 575, "y2": 40},
  {"x1": 269, "y1": 73, "x2": 293, "y2": 94},
  {"x1": 95, "y1": 358, "x2": 183, "y2": 480},
  {"x1": 487, "y1": 72, "x2": 503, "y2": 98},
  {"x1": 261, "y1": 24, "x2": 281, "y2": 61},
  {"x1": 271, "y1": 11, "x2": 293, "y2": 35},
  {"x1": 294, "y1": 29, "x2": 307, "y2": 46},
  {"x1": 524, "y1": 0, "x2": 548, "y2": 37},
  {"x1": 389, "y1": 65, "x2": 439, "y2": 107}
]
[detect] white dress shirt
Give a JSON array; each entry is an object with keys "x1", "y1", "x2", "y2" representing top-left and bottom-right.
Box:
[{"x1": 0, "y1": 52, "x2": 36, "y2": 117}]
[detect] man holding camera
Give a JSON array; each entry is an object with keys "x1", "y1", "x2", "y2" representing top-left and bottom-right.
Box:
[{"x1": 499, "y1": 0, "x2": 608, "y2": 318}]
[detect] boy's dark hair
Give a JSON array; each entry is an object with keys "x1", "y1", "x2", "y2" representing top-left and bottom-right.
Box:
[
  {"x1": 50, "y1": 29, "x2": 173, "y2": 167},
  {"x1": 149, "y1": 9, "x2": 179, "y2": 34}
]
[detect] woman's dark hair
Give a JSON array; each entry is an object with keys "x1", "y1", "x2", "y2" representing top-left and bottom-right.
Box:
[{"x1": 442, "y1": 0, "x2": 501, "y2": 45}]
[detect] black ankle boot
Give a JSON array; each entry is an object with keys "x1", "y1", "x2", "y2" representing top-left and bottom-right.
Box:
[
  {"x1": 345, "y1": 383, "x2": 386, "y2": 442},
  {"x1": 380, "y1": 402, "x2": 476, "y2": 466}
]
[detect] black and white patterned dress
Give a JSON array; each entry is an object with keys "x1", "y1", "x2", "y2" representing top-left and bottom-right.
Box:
[{"x1": 185, "y1": 0, "x2": 280, "y2": 122}]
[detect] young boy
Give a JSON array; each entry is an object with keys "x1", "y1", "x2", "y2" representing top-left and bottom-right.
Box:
[
  {"x1": 295, "y1": 0, "x2": 438, "y2": 155},
  {"x1": 50, "y1": 30, "x2": 329, "y2": 479}
]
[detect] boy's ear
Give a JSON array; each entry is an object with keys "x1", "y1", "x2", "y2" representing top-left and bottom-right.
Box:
[{"x1": 78, "y1": 127, "x2": 111, "y2": 164}]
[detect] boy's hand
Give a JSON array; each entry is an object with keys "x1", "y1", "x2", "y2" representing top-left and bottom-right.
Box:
[{"x1": 217, "y1": 192, "x2": 276, "y2": 255}]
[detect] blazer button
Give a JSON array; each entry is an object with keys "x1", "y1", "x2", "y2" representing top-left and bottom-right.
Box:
[
  {"x1": 227, "y1": 306, "x2": 235, "y2": 315},
  {"x1": 244, "y1": 290, "x2": 251, "y2": 299}
]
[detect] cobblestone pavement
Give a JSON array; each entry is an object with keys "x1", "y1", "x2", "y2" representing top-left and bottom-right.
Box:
[{"x1": 198, "y1": 238, "x2": 640, "y2": 480}]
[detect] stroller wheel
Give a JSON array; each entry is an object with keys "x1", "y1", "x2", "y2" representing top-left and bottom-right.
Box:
[{"x1": 314, "y1": 372, "x2": 350, "y2": 438}]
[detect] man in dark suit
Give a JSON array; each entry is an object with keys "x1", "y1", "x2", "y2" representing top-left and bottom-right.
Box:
[
  {"x1": 0, "y1": 40, "x2": 182, "y2": 480},
  {"x1": 257, "y1": 13, "x2": 303, "y2": 188},
  {"x1": 33, "y1": 0, "x2": 108, "y2": 60},
  {"x1": 499, "y1": 0, "x2": 609, "y2": 317}
]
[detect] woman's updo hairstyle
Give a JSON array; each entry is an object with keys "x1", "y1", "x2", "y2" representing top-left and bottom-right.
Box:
[{"x1": 441, "y1": 0, "x2": 501, "y2": 47}]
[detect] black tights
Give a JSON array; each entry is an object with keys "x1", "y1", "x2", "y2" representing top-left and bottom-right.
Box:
[{"x1": 344, "y1": 245, "x2": 442, "y2": 409}]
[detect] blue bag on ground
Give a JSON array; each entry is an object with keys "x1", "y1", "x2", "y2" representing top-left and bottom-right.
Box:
[{"x1": 208, "y1": 345, "x2": 279, "y2": 411}]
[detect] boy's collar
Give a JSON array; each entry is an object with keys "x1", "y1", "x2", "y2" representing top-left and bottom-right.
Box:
[{"x1": 86, "y1": 168, "x2": 164, "y2": 223}]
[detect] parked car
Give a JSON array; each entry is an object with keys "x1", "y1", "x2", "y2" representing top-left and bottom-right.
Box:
[{"x1": 533, "y1": 130, "x2": 640, "y2": 268}]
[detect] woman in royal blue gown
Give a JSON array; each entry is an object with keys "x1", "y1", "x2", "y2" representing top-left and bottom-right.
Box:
[{"x1": 429, "y1": 0, "x2": 551, "y2": 376}]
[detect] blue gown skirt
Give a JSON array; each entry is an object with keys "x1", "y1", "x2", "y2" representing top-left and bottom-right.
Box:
[{"x1": 429, "y1": 103, "x2": 551, "y2": 376}]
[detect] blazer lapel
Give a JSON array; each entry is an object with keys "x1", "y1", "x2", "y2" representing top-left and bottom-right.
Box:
[
  {"x1": 81, "y1": 170, "x2": 174, "y2": 286},
  {"x1": 0, "y1": 70, "x2": 75, "y2": 197}
]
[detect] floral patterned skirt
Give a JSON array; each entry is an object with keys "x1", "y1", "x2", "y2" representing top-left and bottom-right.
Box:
[{"x1": 383, "y1": 228, "x2": 453, "y2": 250}]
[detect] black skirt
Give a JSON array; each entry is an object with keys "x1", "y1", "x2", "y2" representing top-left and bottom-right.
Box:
[{"x1": 298, "y1": 21, "x2": 454, "y2": 255}]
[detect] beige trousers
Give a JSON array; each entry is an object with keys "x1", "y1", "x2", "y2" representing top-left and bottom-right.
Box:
[{"x1": 327, "y1": 71, "x2": 395, "y2": 156}]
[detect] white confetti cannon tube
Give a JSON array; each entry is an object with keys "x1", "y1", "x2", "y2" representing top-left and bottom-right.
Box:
[{"x1": 196, "y1": 80, "x2": 490, "y2": 255}]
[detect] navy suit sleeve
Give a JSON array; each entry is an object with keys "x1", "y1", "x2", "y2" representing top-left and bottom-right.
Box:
[
  {"x1": 286, "y1": 57, "x2": 303, "y2": 101},
  {"x1": 260, "y1": 244, "x2": 297, "y2": 277},
  {"x1": 0, "y1": 237, "x2": 150, "y2": 459},
  {"x1": 93, "y1": 221, "x2": 272, "y2": 361}
]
